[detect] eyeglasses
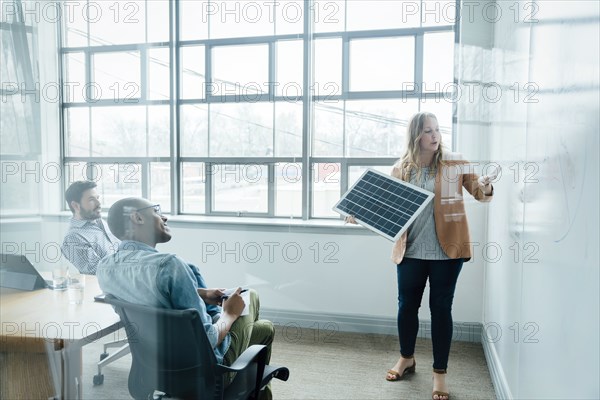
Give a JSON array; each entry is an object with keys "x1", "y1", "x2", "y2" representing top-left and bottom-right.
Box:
[{"x1": 135, "y1": 204, "x2": 162, "y2": 216}]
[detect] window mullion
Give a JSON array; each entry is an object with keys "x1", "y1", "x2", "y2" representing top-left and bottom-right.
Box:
[
  {"x1": 302, "y1": 0, "x2": 314, "y2": 220},
  {"x1": 170, "y1": 0, "x2": 180, "y2": 215}
]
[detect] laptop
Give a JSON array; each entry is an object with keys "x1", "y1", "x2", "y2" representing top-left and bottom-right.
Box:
[{"x1": 0, "y1": 254, "x2": 52, "y2": 291}]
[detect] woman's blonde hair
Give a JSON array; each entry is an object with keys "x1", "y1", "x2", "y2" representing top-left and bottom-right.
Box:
[{"x1": 396, "y1": 112, "x2": 444, "y2": 181}]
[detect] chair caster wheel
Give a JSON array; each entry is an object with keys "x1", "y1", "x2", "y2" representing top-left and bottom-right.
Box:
[
  {"x1": 93, "y1": 374, "x2": 104, "y2": 385},
  {"x1": 100, "y1": 352, "x2": 109, "y2": 361}
]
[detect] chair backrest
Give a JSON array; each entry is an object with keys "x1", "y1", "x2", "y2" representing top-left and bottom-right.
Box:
[{"x1": 104, "y1": 295, "x2": 224, "y2": 400}]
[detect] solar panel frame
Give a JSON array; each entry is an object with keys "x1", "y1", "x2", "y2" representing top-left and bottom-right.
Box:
[{"x1": 333, "y1": 168, "x2": 435, "y2": 242}]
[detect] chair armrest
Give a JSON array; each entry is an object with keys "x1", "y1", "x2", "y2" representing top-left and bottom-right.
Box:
[
  {"x1": 217, "y1": 345, "x2": 267, "y2": 400},
  {"x1": 217, "y1": 345, "x2": 267, "y2": 373},
  {"x1": 261, "y1": 364, "x2": 290, "y2": 386}
]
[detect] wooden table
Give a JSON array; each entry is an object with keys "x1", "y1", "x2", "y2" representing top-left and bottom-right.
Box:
[{"x1": 0, "y1": 276, "x2": 121, "y2": 399}]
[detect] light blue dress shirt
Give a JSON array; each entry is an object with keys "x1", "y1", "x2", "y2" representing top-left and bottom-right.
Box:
[
  {"x1": 61, "y1": 218, "x2": 121, "y2": 275},
  {"x1": 96, "y1": 240, "x2": 230, "y2": 363}
]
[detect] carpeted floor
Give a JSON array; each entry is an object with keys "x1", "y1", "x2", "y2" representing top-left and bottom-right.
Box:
[{"x1": 81, "y1": 327, "x2": 496, "y2": 400}]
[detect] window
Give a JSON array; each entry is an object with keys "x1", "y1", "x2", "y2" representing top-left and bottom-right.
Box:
[
  {"x1": 1, "y1": 0, "x2": 41, "y2": 214},
  {"x1": 60, "y1": 0, "x2": 458, "y2": 219}
]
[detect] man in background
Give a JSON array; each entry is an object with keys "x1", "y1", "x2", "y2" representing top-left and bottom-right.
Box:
[{"x1": 61, "y1": 180, "x2": 120, "y2": 275}]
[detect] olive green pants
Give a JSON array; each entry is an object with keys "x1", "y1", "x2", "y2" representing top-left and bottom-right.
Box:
[{"x1": 223, "y1": 289, "x2": 274, "y2": 400}]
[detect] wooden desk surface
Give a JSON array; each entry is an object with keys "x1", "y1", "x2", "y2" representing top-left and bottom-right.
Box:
[
  {"x1": 1, "y1": 276, "x2": 122, "y2": 399},
  {"x1": 1, "y1": 275, "x2": 120, "y2": 343}
]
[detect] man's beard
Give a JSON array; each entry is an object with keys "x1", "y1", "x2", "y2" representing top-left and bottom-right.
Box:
[{"x1": 80, "y1": 207, "x2": 100, "y2": 220}]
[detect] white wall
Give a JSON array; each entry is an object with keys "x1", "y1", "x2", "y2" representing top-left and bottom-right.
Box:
[
  {"x1": 2, "y1": 212, "x2": 487, "y2": 328},
  {"x1": 471, "y1": 1, "x2": 600, "y2": 398}
]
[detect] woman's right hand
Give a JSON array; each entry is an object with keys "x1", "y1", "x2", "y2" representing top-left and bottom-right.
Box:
[{"x1": 344, "y1": 215, "x2": 358, "y2": 224}]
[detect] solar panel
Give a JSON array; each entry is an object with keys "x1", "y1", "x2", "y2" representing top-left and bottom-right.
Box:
[{"x1": 333, "y1": 168, "x2": 434, "y2": 241}]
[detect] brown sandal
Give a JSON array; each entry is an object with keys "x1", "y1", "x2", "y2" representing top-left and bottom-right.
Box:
[
  {"x1": 432, "y1": 391, "x2": 449, "y2": 400},
  {"x1": 385, "y1": 358, "x2": 416, "y2": 381},
  {"x1": 432, "y1": 369, "x2": 449, "y2": 399}
]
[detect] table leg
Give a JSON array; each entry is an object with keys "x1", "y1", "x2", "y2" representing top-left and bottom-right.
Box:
[{"x1": 62, "y1": 341, "x2": 83, "y2": 400}]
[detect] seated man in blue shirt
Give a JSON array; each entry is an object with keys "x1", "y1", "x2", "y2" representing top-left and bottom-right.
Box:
[
  {"x1": 61, "y1": 181, "x2": 121, "y2": 275},
  {"x1": 96, "y1": 197, "x2": 275, "y2": 399}
]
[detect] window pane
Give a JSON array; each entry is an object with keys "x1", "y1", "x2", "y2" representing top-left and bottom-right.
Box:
[
  {"x1": 148, "y1": 48, "x2": 170, "y2": 100},
  {"x1": 275, "y1": 162, "x2": 302, "y2": 217},
  {"x1": 181, "y1": 46, "x2": 205, "y2": 99},
  {"x1": 88, "y1": 1, "x2": 145, "y2": 46},
  {"x1": 348, "y1": 166, "x2": 393, "y2": 187},
  {"x1": 150, "y1": 162, "x2": 171, "y2": 213},
  {"x1": 91, "y1": 106, "x2": 146, "y2": 156},
  {"x1": 313, "y1": 101, "x2": 343, "y2": 156},
  {"x1": 347, "y1": 0, "x2": 419, "y2": 31},
  {"x1": 423, "y1": 32, "x2": 455, "y2": 92},
  {"x1": 1, "y1": 30, "x2": 16, "y2": 83},
  {"x1": 180, "y1": 1, "x2": 208, "y2": 40},
  {"x1": 210, "y1": 103, "x2": 273, "y2": 157},
  {"x1": 180, "y1": 104, "x2": 208, "y2": 157},
  {"x1": 314, "y1": 0, "x2": 345, "y2": 33},
  {"x1": 421, "y1": 1, "x2": 457, "y2": 27},
  {"x1": 209, "y1": 4, "x2": 274, "y2": 39},
  {"x1": 350, "y1": 37, "x2": 415, "y2": 91},
  {"x1": 65, "y1": 107, "x2": 90, "y2": 157},
  {"x1": 312, "y1": 163, "x2": 340, "y2": 218},
  {"x1": 346, "y1": 99, "x2": 418, "y2": 157},
  {"x1": 148, "y1": 105, "x2": 170, "y2": 157},
  {"x1": 94, "y1": 163, "x2": 143, "y2": 209},
  {"x1": 92, "y1": 52, "x2": 141, "y2": 101},
  {"x1": 64, "y1": 53, "x2": 85, "y2": 103},
  {"x1": 212, "y1": 45, "x2": 268, "y2": 97},
  {"x1": 314, "y1": 38, "x2": 341, "y2": 96},
  {"x1": 147, "y1": 0, "x2": 170, "y2": 42},
  {"x1": 276, "y1": 40, "x2": 303, "y2": 97},
  {"x1": 0, "y1": 160, "x2": 39, "y2": 214},
  {"x1": 275, "y1": 101, "x2": 302, "y2": 157},
  {"x1": 181, "y1": 162, "x2": 206, "y2": 214},
  {"x1": 65, "y1": 161, "x2": 89, "y2": 186},
  {"x1": 62, "y1": 6, "x2": 87, "y2": 47},
  {"x1": 213, "y1": 164, "x2": 268, "y2": 213},
  {"x1": 0, "y1": 95, "x2": 37, "y2": 155},
  {"x1": 275, "y1": 0, "x2": 304, "y2": 35}
]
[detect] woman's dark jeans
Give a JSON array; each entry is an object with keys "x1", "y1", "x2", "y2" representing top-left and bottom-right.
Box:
[{"x1": 396, "y1": 257, "x2": 464, "y2": 370}]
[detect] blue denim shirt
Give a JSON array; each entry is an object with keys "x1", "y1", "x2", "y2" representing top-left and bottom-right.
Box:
[{"x1": 97, "y1": 240, "x2": 230, "y2": 363}]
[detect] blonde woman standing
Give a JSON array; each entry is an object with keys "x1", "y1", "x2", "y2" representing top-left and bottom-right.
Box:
[{"x1": 348, "y1": 112, "x2": 495, "y2": 400}]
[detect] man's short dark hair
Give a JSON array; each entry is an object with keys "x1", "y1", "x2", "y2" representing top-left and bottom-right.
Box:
[
  {"x1": 107, "y1": 197, "x2": 147, "y2": 240},
  {"x1": 65, "y1": 181, "x2": 97, "y2": 213}
]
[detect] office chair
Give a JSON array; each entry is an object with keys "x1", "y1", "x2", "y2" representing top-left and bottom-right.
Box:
[
  {"x1": 104, "y1": 295, "x2": 289, "y2": 400},
  {"x1": 93, "y1": 338, "x2": 131, "y2": 385}
]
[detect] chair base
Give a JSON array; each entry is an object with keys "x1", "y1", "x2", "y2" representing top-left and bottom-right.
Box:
[{"x1": 93, "y1": 344, "x2": 131, "y2": 385}]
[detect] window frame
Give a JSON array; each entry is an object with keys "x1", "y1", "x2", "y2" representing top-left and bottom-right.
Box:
[{"x1": 59, "y1": 0, "x2": 460, "y2": 220}]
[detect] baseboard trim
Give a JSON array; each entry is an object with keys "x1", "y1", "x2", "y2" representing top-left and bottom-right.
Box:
[
  {"x1": 261, "y1": 308, "x2": 482, "y2": 343},
  {"x1": 481, "y1": 335, "x2": 513, "y2": 399}
]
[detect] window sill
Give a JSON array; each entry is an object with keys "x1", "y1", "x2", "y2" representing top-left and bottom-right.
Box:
[
  {"x1": 25, "y1": 212, "x2": 373, "y2": 236},
  {"x1": 165, "y1": 214, "x2": 371, "y2": 235},
  {"x1": 0, "y1": 215, "x2": 43, "y2": 224}
]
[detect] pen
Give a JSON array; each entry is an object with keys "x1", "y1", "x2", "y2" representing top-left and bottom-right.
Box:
[{"x1": 221, "y1": 288, "x2": 248, "y2": 300}]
